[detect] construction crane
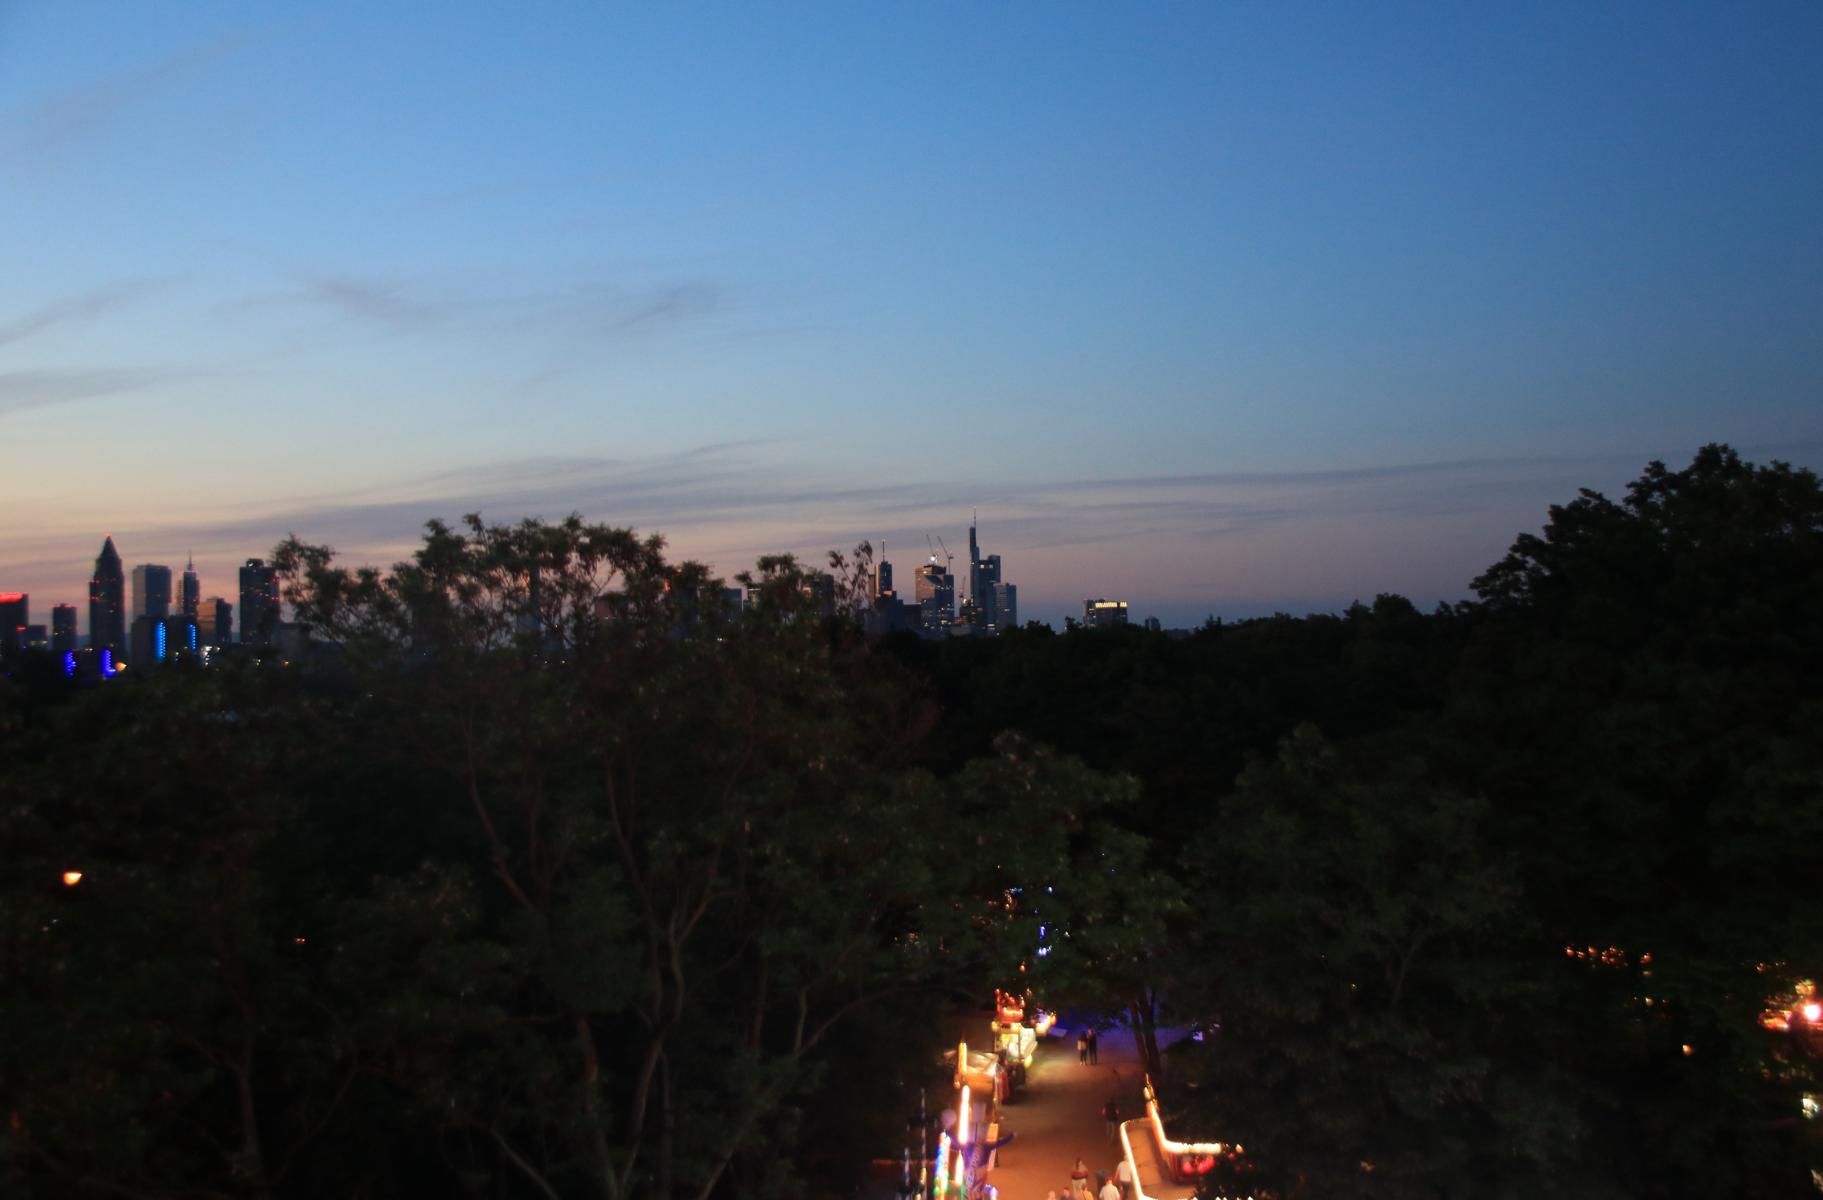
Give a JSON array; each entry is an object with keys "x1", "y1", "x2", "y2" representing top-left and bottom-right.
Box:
[{"x1": 935, "y1": 536, "x2": 955, "y2": 577}]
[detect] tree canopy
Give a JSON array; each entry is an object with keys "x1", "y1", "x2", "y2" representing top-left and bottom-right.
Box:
[{"x1": 5, "y1": 447, "x2": 1821, "y2": 1198}]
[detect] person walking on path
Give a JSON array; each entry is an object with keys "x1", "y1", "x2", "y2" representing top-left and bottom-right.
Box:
[
  {"x1": 1070, "y1": 1158, "x2": 1091, "y2": 1200},
  {"x1": 1101, "y1": 1096, "x2": 1121, "y2": 1143},
  {"x1": 1098, "y1": 1174, "x2": 1121, "y2": 1200},
  {"x1": 1087, "y1": 1027, "x2": 1099, "y2": 1065},
  {"x1": 1115, "y1": 1158, "x2": 1134, "y2": 1198},
  {"x1": 1077, "y1": 1031, "x2": 1089, "y2": 1065}
]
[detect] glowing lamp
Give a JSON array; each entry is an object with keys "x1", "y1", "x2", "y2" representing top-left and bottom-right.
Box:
[
  {"x1": 957, "y1": 1084, "x2": 971, "y2": 1144},
  {"x1": 1805, "y1": 1003, "x2": 1822, "y2": 1024},
  {"x1": 62, "y1": 871, "x2": 83, "y2": 886}
]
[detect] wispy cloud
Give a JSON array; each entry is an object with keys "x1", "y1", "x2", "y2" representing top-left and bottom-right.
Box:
[
  {"x1": 0, "y1": 281, "x2": 162, "y2": 349},
  {"x1": 107, "y1": 447, "x2": 1594, "y2": 571},
  {"x1": 0, "y1": 368, "x2": 178, "y2": 418},
  {"x1": 16, "y1": 443, "x2": 1811, "y2": 624},
  {"x1": 608, "y1": 283, "x2": 719, "y2": 333},
  {"x1": 298, "y1": 275, "x2": 446, "y2": 330},
  {"x1": 223, "y1": 270, "x2": 726, "y2": 372},
  {"x1": 0, "y1": 34, "x2": 249, "y2": 168}
]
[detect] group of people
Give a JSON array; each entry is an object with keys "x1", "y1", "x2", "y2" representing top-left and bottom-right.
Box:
[
  {"x1": 1056, "y1": 1155, "x2": 1134, "y2": 1200},
  {"x1": 1074, "y1": 1027, "x2": 1100, "y2": 1065}
]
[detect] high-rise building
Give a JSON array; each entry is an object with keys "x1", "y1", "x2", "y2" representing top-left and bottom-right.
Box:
[
  {"x1": 993, "y1": 581, "x2": 1017, "y2": 631},
  {"x1": 964, "y1": 516, "x2": 1005, "y2": 632},
  {"x1": 89, "y1": 536, "x2": 126, "y2": 650},
  {"x1": 875, "y1": 541, "x2": 895, "y2": 600},
  {"x1": 132, "y1": 563, "x2": 173, "y2": 621},
  {"x1": 199, "y1": 597, "x2": 233, "y2": 647},
  {"x1": 0, "y1": 592, "x2": 26, "y2": 654},
  {"x1": 131, "y1": 613, "x2": 201, "y2": 670},
  {"x1": 239, "y1": 559, "x2": 280, "y2": 645},
  {"x1": 52, "y1": 604, "x2": 79, "y2": 654},
  {"x1": 1083, "y1": 599, "x2": 1129, "y2": 629},
  {"x1": 914, "y1": 559, "x2": 954, "y2": 636},
  {"x1": 968, "y1": 519, "x2": 983, "y2": 614},
  {"x1": 180, "y1": 553, "x2": 201, "y2": 619}
]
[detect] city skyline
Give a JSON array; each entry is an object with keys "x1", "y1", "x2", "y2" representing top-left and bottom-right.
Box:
[
  {"x1": 6, "y1": 439, "x2": 1823, "y2": 634},
  {"x1": 3, "y1": 4, "x2": 1821, "y2": 627}
]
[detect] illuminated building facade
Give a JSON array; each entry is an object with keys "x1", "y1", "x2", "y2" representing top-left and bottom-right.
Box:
[
  {"x1": 239, "y1": 559, "x2": 280, "y2": 645},
  {"x1": 1084, "y1": 598, "x2": 1129, "y2": 628},
  {"x1": 0, "y1": 592, "x2": 25, "y2": 655},
  {"x1": 89, "y1": 536, "x2": 126, "y2": 650},
  {"x1": 915, "y1": 560, "x2": 953, "y2": 636},
  {"x1": 131, "y1": 613, "x2": 202, "y2": 670}
]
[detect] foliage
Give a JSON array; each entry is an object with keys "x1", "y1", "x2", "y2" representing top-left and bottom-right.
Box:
[{"x1": 5, "y1": 446, "x2": 1822, "y2": 1198}]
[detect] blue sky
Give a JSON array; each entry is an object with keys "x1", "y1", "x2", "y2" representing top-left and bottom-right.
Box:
[{"x1": 3, "y1": 2, "x2": 1820, "y2": 628}]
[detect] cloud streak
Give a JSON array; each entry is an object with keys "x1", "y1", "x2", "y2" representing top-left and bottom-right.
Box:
[
  {"x1": 298, "y1": 275, "x2": 446, "y2": 330},
  {"x1": 0, "y1": 368, "x2": 178, "y2": 418},
  {"x1": 0, "y1": 281, "x2": 160, "y2": 348},
  {"x1": 11, "y1": 442, "x2": 1817, "y2": 628},
  {"x1": 103, "y1": 446, "x2": 1618, "y2": 572},
  {"x1": 0, "y1": 34, "x2": 248, "y2": 168}
]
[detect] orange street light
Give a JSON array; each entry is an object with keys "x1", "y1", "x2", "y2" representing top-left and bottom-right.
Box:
[{"x1": 62, "y1": 871, "x2": 83, "y2": 886}]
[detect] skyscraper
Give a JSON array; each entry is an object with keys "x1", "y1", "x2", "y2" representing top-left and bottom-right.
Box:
[
  {"x1": 914, "y1": 558, "x2": 953, "y2": 636},
  {"x1": 0, "y1": 592, "x2": 25, "y2": 654},
  {"x1": 965, "y1": 515, "x2": 1004, "y2": 632},
  {"x1": 52, "y1": 604, "x2": 79, "y2": 654},
  {"x1": 239, "y1": 559, "x2": 280, "y2": 645},
  {"x1": 88, "y1": 536, "x2": 126, "y2": 650},
  {"x1": 1083, "y1": 599, "x2": 1129, "y2": 629},
  {"x1": 968, "y1": 517, "x2": 983, "y2": 616},
  {"x1": 875, "y1": 540, "x2": 895, "y2": 599},
  {"x1": 132, "y1": 563, "x2": 173, "y2": 621},
  {"x1": 993, "y1": 581, "x2": 1017, "y2": 631},
  {"x1": 180, "y1": 553, "x2": 200, "y2": 619},
  {"x1": 200, "y1": 597, "x2": 233, "y2": 647}
]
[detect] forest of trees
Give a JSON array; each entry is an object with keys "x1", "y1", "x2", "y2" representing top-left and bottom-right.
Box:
[{"x1": 4, "y1": 444, "x2": 1821, "y2": 1198}]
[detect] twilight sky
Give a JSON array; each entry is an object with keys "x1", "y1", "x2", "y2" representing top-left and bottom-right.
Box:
[{"x1": 3, "y1": 2, "x2": 1821, "y2": 629}]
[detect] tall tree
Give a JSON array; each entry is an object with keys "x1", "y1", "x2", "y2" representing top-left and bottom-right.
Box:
[{"x1": 273, "y1": 516, "x2": 1022, "y2": 1199}]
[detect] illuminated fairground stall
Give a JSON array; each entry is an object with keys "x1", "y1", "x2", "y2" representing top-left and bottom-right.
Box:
[
  {"x1": 988, "y1": 988, "x2": 1054, "y2": 1096},
  {"x1": 1116, "y1": 1074, "x2": 1254, "y2": 1200}
]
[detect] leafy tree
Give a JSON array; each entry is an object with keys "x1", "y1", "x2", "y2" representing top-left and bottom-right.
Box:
[
  {"x1": 1168, "y1": 727, "x2": 1563, "y2": 1200},
  {"x1": 272, "y1": 516, "x2": 1025, "y2": 1199},
  {"x1": 1449, "y1": 444, "x2": 1823, "y2": 1196}
]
